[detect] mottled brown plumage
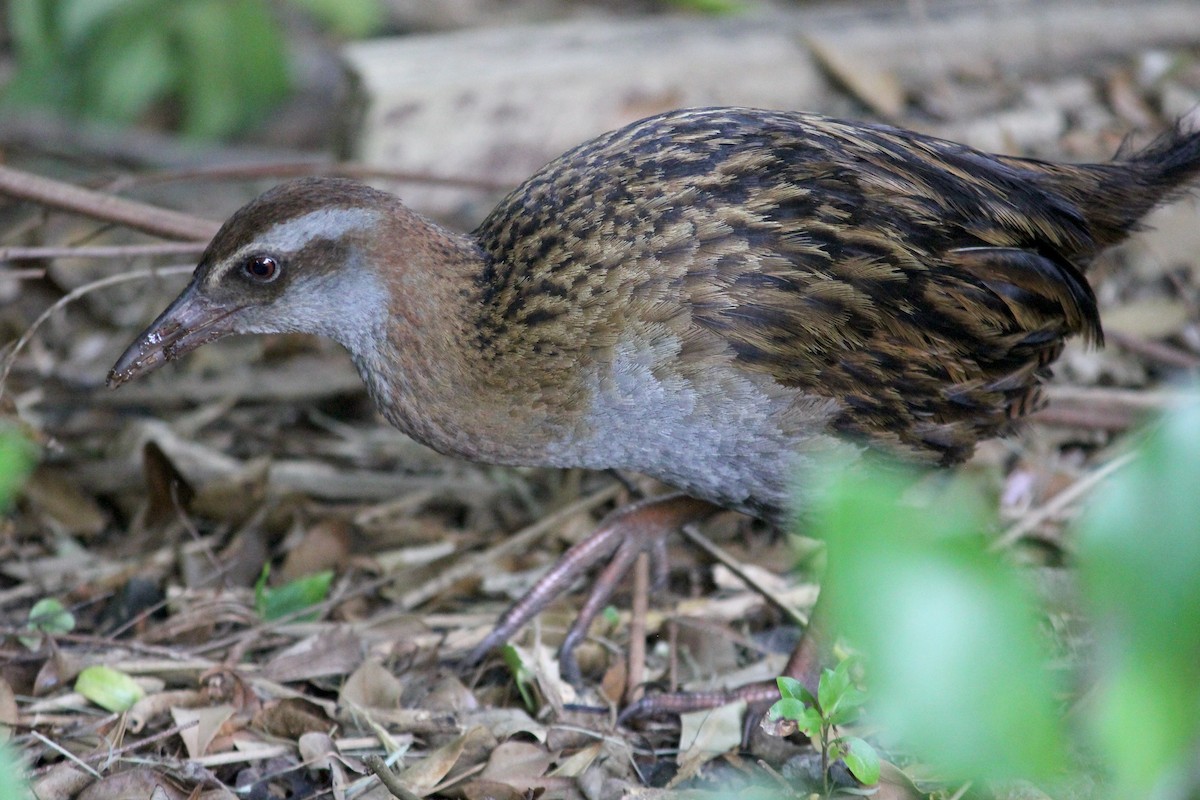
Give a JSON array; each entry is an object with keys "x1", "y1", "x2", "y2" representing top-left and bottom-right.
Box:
[{"x1": 109, "y1": 107, "x2": 1200, "y2": 702}]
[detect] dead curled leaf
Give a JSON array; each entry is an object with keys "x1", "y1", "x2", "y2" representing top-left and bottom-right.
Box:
[
  {"x1": 253, "y1": 697, "x2": 336, "y2": 739},
  {"x1": 340, "y1": 657, "x2": 403, "y2": 710},
  {"x1": 477, "y1": 740, "x2": 553, "y2": 787},
  {"x1": 128, "y1": 688, "x2": 207, "y2": 733},
  {"x1": 263, "y1": 627, "x2": 365, "y2": 683},
  {"x1": 398, "y1": 725, "x2": 496, "y2": 794},
  {"x1": 172, "y1": 704, "x2": 237, "y2": 759}
]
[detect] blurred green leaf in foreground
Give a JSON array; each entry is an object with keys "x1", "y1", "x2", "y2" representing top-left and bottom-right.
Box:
[
  {"x1": 809, "y1": 399, "x2": 1200, "y2": 797},
  {"x1": 1077, "y1": 401, "x2": 1200, "y2": 797},
  {"x1": 0, "y1": 427, "x2": 37, "y2": 800}
]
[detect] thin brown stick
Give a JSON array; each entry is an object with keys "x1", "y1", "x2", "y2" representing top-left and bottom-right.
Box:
[
  {"x1": 1108, "y1": 330, "x2": 1200, "y2": 370},
  {"x1": 396, "y1": 483, "x2": 620, "y2": 611},
  {"x1": 1043, "y1": 384, "x2": 1200, "y2": 409},
  {"x1": 0, "y1": 242, "x2": 208, "y2": 263},
  {"x1": 110, "y1": 161, "x2": 514, "y2": 194},
  {"x1": 0, "y1": 164, "x2": 220, "y2": 241},
  {"x1": 991, "y1": 451, "x2": 1135, "y2": 550},
  {"x1": 626, "y1": 552, "x2": 649, "y2": 706},
  {"x1": 363, "y1": 754, "x2": 424, "y2": 800},
  {"x1": 1, "y1": 268, "x2": 46, "y2": 280},
  {"x1": 678, "y1": 522, "x2": 808, "y2": 627}
]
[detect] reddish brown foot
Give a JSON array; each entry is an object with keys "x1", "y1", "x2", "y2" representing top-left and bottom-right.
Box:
[
  {"x1": 466, "y1": 493, "x2": 720, "y2": 684},
  {"x1": 618, "y1": 594, "x2": 830, "y2": 723}
]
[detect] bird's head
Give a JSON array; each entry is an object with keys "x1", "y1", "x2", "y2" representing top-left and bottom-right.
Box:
[{"x1": 108, "y1": 178, "x2": 407, "y2": 388}]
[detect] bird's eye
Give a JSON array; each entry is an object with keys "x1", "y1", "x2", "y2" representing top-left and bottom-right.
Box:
[{"x1": 243, "y1": 255, "x2": 280, "y2": 282}]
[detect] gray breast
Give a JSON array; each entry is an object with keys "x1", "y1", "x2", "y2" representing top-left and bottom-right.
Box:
[{"x1": 552, "y1": 332, "x2": 844, "y2": 523}]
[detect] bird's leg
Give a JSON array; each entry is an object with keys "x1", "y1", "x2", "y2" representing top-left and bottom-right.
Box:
[
  {"x1": 618, "y1": 591, "x2": 830, "y2": 722},
  {"x1": 466, "y1": 493, "x2": 720, "y2": 682}
]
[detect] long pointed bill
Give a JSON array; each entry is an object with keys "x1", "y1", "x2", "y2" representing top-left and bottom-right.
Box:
[{"x1": 107, "y1": 280, "x2": 242, "y2": 388}]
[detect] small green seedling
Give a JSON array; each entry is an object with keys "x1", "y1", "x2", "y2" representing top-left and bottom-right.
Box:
[
  {"x1": 767, "y1": 659, "x2": 880, "y2": 793},
  {"x1": 500, "y1": 644, "x2": 536, "y2": 712},
  {"x1": 20, "y1": 597, "x2": 75, "y2": 650},
  {"x1": 254, "y1": 565, "x2": 334, "y2": 622}
]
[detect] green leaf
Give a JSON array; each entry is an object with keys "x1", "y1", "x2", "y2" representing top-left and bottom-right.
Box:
[
  {"x1": 75, "y1": 665, "x2": 144, "y2": 712},
  {"x1": 288, "y1": 0, "x2": 383, "y2": 37},
  {"x1": 827, "y1": 686, "x2": 868, "y2": 726},
  {"x1": 82, "y1": 18, "x2": 174, "y2": 123},
  {"x1": 814, "y1": 457, "x2": 1067, "y2": 782},
  {"x1": 21, "y1": 598, "x2": 76, "y2": 649},
  {"x1": 818, "y1": 660, "x2": 852, "y2": 716},
  {"x1": 768, "y1": 697, "x2": 807, "y2": 722},
  {"x1": 255, "y1": 568, "x2": 333, "y2": 621},
  {"x1": 663, "y1": 0, "x2": 745, "y2": 14},
  {"x1": 797, "y1": 706, "x2": 824, "y2": 738},
  {"x1": 0, "y1": 741, "x2": 33, "y2": 800},
  {"x1": 59, "y1": 0, "x2": 146, "y2": 48},
  {"x1": 1077, "y1": 402, "x2": 1200, "y2": 795},
  {"x1": 8, "y1": 0, "x2": 54, "y2": 64},
  {"x1": 501, "y1": 644, "x2": 535, "y2": 711},
  {"x1": 842, "y1": 737, "x2": 881, "y2": 786},
  {"x1": 0, "y1": 428, "x2": 37, "y2": 511},
  {"x1": 776, "y1": 675, "x2": 816, "y2": 706},
  {"x1": 775, "y1": 675, "x2": 801, "y2": 700}
]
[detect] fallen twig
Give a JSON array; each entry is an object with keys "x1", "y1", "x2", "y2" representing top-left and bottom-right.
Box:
[
  {"x1": 0, "y1": 164, "x2": 219, "y2": 241},
  {"x1": 992, "y1": 451, "x2": 1136, "y2": 550},
  {"x1": 0, "y1": 242, "x2": 208, "y2": 263}
]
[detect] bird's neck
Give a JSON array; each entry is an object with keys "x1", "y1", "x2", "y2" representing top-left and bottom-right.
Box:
[{"x1": 347, "y1": 209, "x2": 584, "y2": 465}]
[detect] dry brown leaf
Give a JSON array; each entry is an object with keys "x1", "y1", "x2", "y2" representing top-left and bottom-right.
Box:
[
  {"x1": 22, "y1": 466, "x2": 108, "y2": 537},
  {"x1": 398, "y1": 725, "x2": 494, "y2": 795},
  {"x1": 31, "y1": 758, "x2": 96, "y2": 800},
  {"x1": 873, "y1": 760, "x2": 930, "y2": 800},
  {"x1": 141, "y1": 440, "x2": 195, "y2": 530},
  {"x1": 254, "y1": 697, "x2": 335, "y2": 739},
  {"x1": 279, "y1": 518, "x2": 353, "y2": 581},
  {"x1": 477, "y1": 739, "x2": 553, "y2": 787},
  {"x1": 676, "y1": 700, "x2": 746, "y2": 767},
  {"x1": 172, "y1": 703, "x2": 236, "y2": 759},
  {"x1": 128, "y1": 688, "x2": 206, "y2": 733},
  {"x1": 77, "y1": 767, "x2": 191, "y2": 800},
  {"x1": 264, "y1": 627, "x2": 365, "y2": 683},
  {"x1": 599, "y1": 657, "x2": 626, "y2": 706},
  {"x1": 550, "y1": 741, "x2": 604, "y2": 778},
  {"x1": 807, "y1": 36, "x2": 906, "y2": 118},
  {"x1": 340, "y1": 657, "x2": 403, "y2": 710},
  {"x1": 458, "y1": 779, "x2": 527, "y2": 800},
  {"x1": 298, "y1": 730, "x2": 339, "y2": 769},
  {"x1": 462, "y1": 708, "x2": 547, "y2": 743},
  {"x1": 0, "y1": 677, "x2": 17, "y2": 741}
]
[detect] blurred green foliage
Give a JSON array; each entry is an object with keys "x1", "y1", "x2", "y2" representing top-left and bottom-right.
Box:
[
  {"x1": 0, "y1": 428, "x2": 35, "y2": 508},
  {"x1": 0, "y1": 428, "x2": 36, "y2": 800},
  {"x1": 1077, "y1": 402, "x2": 1200, "y2": 797},
  {"x1": 19, "y1": 597, "x2": 75, "y2": 650},
  {"x1": 807, "y1": 400, "x2": 1200, "y2": 797},
  {"x1": 3, "y1": 0, "x2": 382, "y2": 140},
  {"x1": 0, "y1": 743, "x2": 33, "y2": 800},
  {"x1": 664, "y1": 0, "x2": 746, "y2": 14}
]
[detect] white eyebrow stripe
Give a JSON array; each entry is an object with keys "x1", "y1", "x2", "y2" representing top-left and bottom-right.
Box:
[{"x1": 254, "y1": 207, "x2": 381, "y2": 255}]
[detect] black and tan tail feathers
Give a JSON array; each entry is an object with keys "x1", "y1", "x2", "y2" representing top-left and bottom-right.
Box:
[{"x1": 1068, "y1": 122, "x2": 1200, "y2": 251}]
